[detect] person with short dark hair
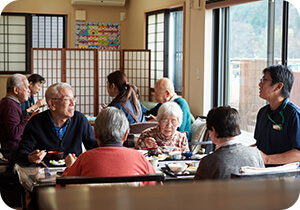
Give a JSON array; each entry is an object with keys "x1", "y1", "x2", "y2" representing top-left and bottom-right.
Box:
[
  {"x1": 254, "y1": 64, "x2": 300, "y2": 164},
  {"x1": 194, "y1": 106, "x2": 264, "y2": 180},
  {"x1": 21, "y1": 74, "x2": 46, "y2": 118},
  {"x1": 106, "y1": 71, "x2": 145, "y2": 124},
  {"x1": 62, "y1": 107, "x2": 156, "y2": 186}
]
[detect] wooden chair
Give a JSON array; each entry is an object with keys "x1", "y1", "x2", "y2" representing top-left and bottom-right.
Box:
[{"x1": 56, "y1": 173, "x2": 165, "y2": 187}]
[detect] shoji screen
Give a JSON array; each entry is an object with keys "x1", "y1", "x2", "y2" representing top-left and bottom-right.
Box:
[
  {"x1": 31, "y1": 48, "x2": 63, "y2": 111},
  {"x1": 123, "y1": 50, "x2": 151, "y2": 101},
  {"x1": 98, "y1": 49, "x2": 121, "y2": 110},
  {"x1": 65, "y1": 49, "x2": 97, "y2": 116}
]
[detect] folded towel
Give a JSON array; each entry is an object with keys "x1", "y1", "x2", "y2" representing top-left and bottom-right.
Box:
[{"x1": 239, "y1": 162, "x2": 300, "y2": 174}]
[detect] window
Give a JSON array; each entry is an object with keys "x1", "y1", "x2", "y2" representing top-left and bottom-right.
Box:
[
  {"x1": 213, "y1": 0, "x2": 300, "y2": 134},
  {"x1": 146, "y1": 7, "x2": 184, "y2": 94},
  {"x1": 0, "y1": 15, "x2": 27, "y2": 72},
  {"x1": 0, "y1": 13, "x2": 66, "y2": 73}
]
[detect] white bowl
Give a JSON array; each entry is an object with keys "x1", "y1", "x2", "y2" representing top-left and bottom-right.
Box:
[
  {"x1": 167, "y1": 163, "x2": 187, "y2": 174},
  {"x1": 169, "y1": 151, "x2": 182, "y2": 160}
]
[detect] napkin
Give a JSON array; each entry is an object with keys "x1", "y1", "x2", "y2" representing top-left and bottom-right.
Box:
[{"x1": 239, "y1": 162, "x2": 300, "y2": 174}]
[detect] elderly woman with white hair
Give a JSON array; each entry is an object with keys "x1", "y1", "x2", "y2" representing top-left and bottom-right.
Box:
[{"x1": 135, "y1": 102, "x2": 189, "y2": 152}]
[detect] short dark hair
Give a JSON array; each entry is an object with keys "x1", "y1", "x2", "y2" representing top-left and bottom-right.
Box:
[
  {"x1": 28, "y1": 74, "x2": 46, "y2": 85},
  {"x1": 263, "y1": 65, "x2": 294, "y2": 98},
  {"x1": 206, "y1": 106, "x2": 241, "y2": 138}
]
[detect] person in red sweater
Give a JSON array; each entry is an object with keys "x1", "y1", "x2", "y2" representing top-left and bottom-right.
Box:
[{"x1": 62, "y1": 107, "x2": 156, "y2": 186}]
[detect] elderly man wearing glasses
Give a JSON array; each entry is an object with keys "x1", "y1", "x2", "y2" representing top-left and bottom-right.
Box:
[
  {"x1": 17, "y1": 82, "x2": 98, "y2": 164},
  {"x1": 135, "y1": 102, "x2": 189, "y2": 153},
  {"x1": 255, "y1": 65, "x2": 300, "y2": 165}
]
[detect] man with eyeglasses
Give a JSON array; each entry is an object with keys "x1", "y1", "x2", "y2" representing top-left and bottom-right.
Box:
[
  {"x1": 254, "y1": 64, "x2": 300, "y2": 165},
  {"x1": 17, "y1": 82, "x2": 98, "y2": 164}
]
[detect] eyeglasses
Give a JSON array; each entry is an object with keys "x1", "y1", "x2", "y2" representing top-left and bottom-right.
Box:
[
  {"x1": 52, "y1": 97, "x2": 77, "y2": 104},
  {"x1": 259, "y1": 78, "x2": 273, "y2": 84},
  {"x1": 160, "y1": 119, "x2": 179, "y2": 126}
]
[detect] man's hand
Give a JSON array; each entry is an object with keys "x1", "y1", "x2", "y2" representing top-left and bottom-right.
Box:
[
  {"x1": 28, "y1": 149, "x2": 46, "y2": 163},
  {"x1": 65, "y1": 153, "x2": 77, "y2": 167}
]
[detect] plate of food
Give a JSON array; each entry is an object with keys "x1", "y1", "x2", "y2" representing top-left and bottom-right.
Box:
[{"x1": 49, "y1": 159, "x2": 65, "y2": 166}]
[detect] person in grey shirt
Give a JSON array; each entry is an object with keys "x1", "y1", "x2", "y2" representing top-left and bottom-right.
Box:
[{"x1": 194, "y1": 106, "x2": 264, "y2": 180}]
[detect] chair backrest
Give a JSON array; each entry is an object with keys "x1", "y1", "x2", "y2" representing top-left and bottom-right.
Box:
[
  {"x1": 56, "y1": 173, "x2": 165, "y2": 187},
  {"x1": 129, "y1": 122, "x2": 158, "y2": 134}
]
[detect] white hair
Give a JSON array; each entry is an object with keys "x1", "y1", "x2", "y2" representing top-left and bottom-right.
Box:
[
  {"x1": 157, "y1": 102, "x2": 183, "y2": 127},
  {"x1": 6, "y1": 74, "x2": 27, "y2": 93},
  {"x1": 45, "y1": 82, "x2": 72, "y2": 102},
  {"x1": 94, "y1": 107, "x2": 129, "y2": 144}
]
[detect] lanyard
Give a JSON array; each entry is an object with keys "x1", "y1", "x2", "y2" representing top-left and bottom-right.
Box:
[{"x1": 267, "y1": 100, "x2": 288, "y2": 131}]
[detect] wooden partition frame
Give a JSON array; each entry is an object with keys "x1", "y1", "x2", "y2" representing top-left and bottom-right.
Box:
[{"x1": 32, "y1": 48, "x2": 151, "y2": 116}]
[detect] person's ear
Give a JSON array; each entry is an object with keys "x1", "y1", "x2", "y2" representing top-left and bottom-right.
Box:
[
  {"x1": 122, "y1": 129, "x2": 129, "y2": 143},
  {"x1": 211, "y1": 126, "x2": 219, "y2": 138},
  {"x1": 165, "y1": 90, "x2": 171, "y2": 100},
  {"x1": 276, "y1": 82, "x2": 284, "y2": 91},
  {"x1": 13, "y1": 86, "x2": 19, "y2": 95},
  {"x1": 48, "y1": 99, "x2": 56, "y2": 111}
]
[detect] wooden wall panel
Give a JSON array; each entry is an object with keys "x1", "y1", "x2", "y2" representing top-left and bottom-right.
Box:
[
  {"x1": 123, "y1": 50, "x2": 151, "y2": 101},
  {"x1": 31, "y1": 48, "x2": 63, "y2": 111},
  {"x1": 65, "y1": 49, "x2": 96, "y2": 116}
]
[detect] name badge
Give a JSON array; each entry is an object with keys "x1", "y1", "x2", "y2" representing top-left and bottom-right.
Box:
[{"x1": 273, "y1": 124, "x2": 282, "y2": 131}]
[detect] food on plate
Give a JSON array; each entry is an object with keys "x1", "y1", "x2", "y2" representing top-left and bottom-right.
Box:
[
  {"x1": 158, "y1": 154, "x2": 167, "y2": 160},
  {"x1": 49, "y1": 159, "x2": 65, "y2": 166},
  {"x1": 185, "y1": 166, "x2": 197, "y2": 171}
]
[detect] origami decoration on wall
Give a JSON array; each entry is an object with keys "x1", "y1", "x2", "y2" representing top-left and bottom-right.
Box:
[{"x1": 75, "y1": 21, "x2": 120, "y2": 49}]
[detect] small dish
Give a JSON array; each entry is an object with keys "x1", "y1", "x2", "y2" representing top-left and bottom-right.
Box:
[
  {"x1": 49, "y1": 159, "x2": 65, "y2": 166},
  {"x1": 182, "y1": 151, "x2": 194, "y2": 159},
  {"x1": 169, "y1": 151, "x2": 182, "y2": 160}
]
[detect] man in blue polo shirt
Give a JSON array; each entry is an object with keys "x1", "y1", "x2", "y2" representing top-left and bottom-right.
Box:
[{"x1": 254, "y1": 65, "x2": 300, "y2": 164}]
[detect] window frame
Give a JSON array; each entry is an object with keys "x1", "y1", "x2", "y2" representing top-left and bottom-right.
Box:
[
  {"x1": 145, "y1": 6, "x2": 184, "y2": 95},
  {"x1": 212, "y1": 0, "x2": 290, "y2": 108},
  {"x1": 0, "y1": 12, "x2": 67, "y2": 74}
]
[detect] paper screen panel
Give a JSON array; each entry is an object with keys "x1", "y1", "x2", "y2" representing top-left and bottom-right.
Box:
[
  {"x1": 65, "y1": 49, "x2": 96, "y2": 116},
  {"x1": 98, "y1": 49, "x2": 121, "y2": 109},
  {"x1": 31, "y1": 48, "x2": 63, "y2": 111},
  {"x1": 123, "y1": 50, "x2": 151, "y2": 101}
]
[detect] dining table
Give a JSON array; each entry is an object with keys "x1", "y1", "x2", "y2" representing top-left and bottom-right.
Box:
[
  {"x1": 36, "y1": 177, "x2": 300, "y2": 210},
  {"x1": 14, "y1": 163, "x2": 66, "y2": 192}
]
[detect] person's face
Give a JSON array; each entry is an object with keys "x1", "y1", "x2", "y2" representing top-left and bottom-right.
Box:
[
  {"x1": 159, "y1": 114, "x2": 179, "y2": 137},
  {"x1": 51, "y1": 87, "x2": 76, "y2": 119},
  {"x1": 154, "y1": 83, "x2": 168, "y2": 103},
  {"x1": 29, "y1": 81, "x2": 43, "y2": 95},
  {"x1": 16, "y1": 78, "x2": 30, "y2": 102},
  {"x1": 259, "y1": 72, "x2": 279, "y2": 101},
  {"x1": 106, "y1": 81, "x2": 118, "y2": 97}
]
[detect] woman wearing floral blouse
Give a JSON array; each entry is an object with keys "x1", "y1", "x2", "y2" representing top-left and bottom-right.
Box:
[{"x1": 135, "y1": 102, "x2": 189, "y2": 153}]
